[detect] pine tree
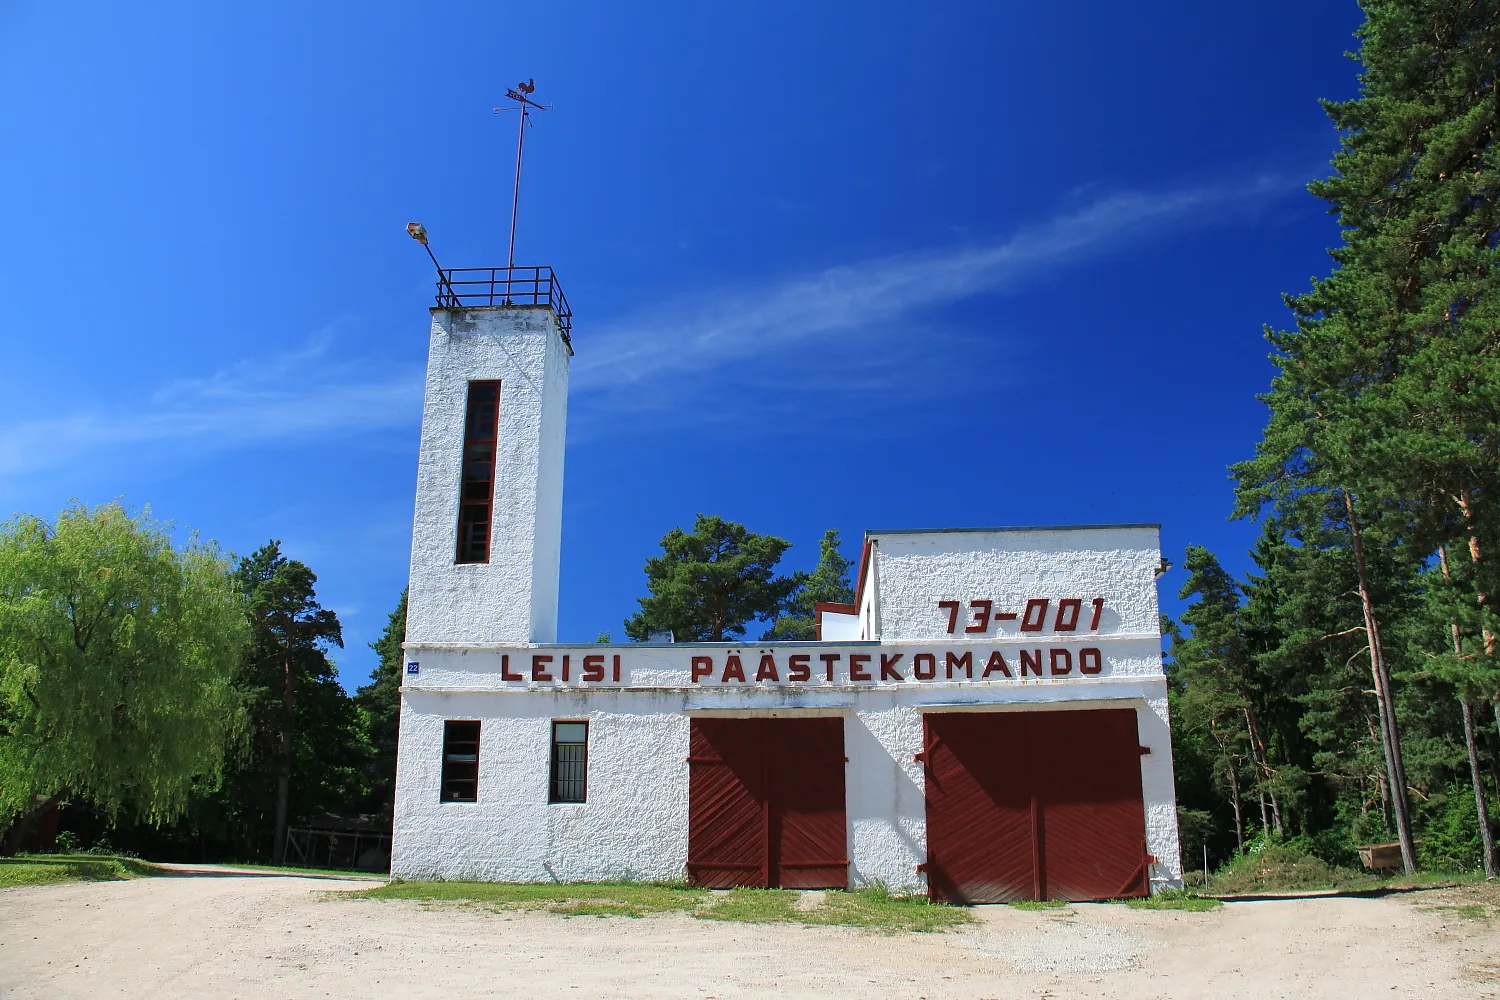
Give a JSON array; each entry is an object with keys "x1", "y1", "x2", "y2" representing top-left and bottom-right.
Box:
[
  {"x1": 1169, "y1": 547, "x2": 1261, "y2": 847},
  {"x1": 1316, "y1": 0, "x2": 1500, "y2": 759},
  {"x1": 356, "y1": 589, "x2": 406, "y2": 814},
  {"x1": 234, "y1": 542, "x2": 352, "y2": 864},
  {"x1": 1421, "y1": 545, "x2": 1498, "y2": 874},
  {"x1": 764, "y1": 530, "x2": 855, "y2": 641},
  {"x1": 625, "y1": 515, "x2": 802, "y2": 642}
]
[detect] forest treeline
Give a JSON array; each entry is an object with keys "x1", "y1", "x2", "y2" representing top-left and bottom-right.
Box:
[{"x1": 1169, "y1": 0, "x2": 1500, "y2": 876}]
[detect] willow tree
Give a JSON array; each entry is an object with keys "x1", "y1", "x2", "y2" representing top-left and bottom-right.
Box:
[{"x1": 0, "y1": 503, "x2": 248, "y2": 852}]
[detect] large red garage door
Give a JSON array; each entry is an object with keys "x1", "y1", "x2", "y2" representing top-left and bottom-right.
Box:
[
  {"x1": 687, "y1": 717, "x2": 848, "y2": 889},
  {"x1": 922, "y1": 709, "x2": 1150, "y2": 903}
]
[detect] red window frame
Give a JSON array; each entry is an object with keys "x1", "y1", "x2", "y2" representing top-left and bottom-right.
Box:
[{"x1": 456, "y1": 381, "x2": 501, "y2": 564}]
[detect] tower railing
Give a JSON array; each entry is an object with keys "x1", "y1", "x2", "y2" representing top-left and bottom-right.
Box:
[{"x1": 434, "y1": 266, "x2": 573, "y2": 347}]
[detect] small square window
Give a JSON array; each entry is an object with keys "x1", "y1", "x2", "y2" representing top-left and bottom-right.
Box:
[
  {"x1": 441, "y1": 720, "x2": 480, "y2": 802},
  {"x1": 549, "y1": 721, "x2": 589, "y2": 803}
]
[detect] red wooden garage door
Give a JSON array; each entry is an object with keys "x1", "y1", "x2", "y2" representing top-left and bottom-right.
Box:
[
  {"x1": 923, "y1": 709, "x2": 1150, "y2": 904},
  {"x1": 687, "y1": 718, "x2": 848, "y2": 889}
]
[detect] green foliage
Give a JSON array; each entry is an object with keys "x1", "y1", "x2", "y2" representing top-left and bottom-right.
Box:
[
  {"x1": 802, "y1": 886, "x2": 971, "y2": 932},
  {"x1": 1233, "y1": 0, "x2": 1500, "y2": 544},
  {"x1": 1125, "y1": 891, "x2": 1221, "y2": 912},
  {"x1": 0, "y1": 503, "x2": 249, "y2": 844},
  {"x1": 1006, "y1": 899, "x2": 1068, "y2": 910},
  {"x1": 1416, "y1": 777, "x2": 1487, "y2": 873},
  {"x1": 355, "y1": 589, "x2": 405, "y2": 813},
  {"x1": 224, "y1": 542, "x2": 366, "y2": 860},
  {"x1": 1175, "y1": 808, "x2": 1216, "y2": 871},
  {"x1": 36, "y1": 538, "x2": 397, "y2": 865},
  {"x1": 695, "y1": 886, "x2": 972, "y2": 932},
  {"x1": 0, "y1": 853, "x2": 162, "y2": 887},
  {"x1": 1205, "y1": 834, "x2": 1362, "y2": 894},
  {"x1": 764, "y1": 529, "x2": 855, "y2": 641},
  {"x1": 353, "y1": 881, "x2": 970, "y2": 931},
  {"x1": 352, "y1": 879, "x2": 704, "y2": 918},
  {"x1": 624, "y1": 514, "x2": 801, "y2": 642},
  {"x1": 1168, "y1": 526, "x2": 1498, "y2": 875},
  {"x1": 139, "y1": 542, "x2": 374, "y2": 863}
]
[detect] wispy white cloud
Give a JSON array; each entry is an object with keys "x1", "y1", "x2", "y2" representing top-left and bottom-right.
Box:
[
  {"x1": 572, "y1": 173, "x2": 1296, "y2": 400},
  {"x1": 1, "y1": 172, "x2": 1300, "y2": 473},
  {"x1": 0, "y1": 339, "x2": 422, "y2": 477}
]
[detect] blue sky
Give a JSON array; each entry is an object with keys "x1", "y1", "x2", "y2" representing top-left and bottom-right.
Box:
[{"x1": 1, "y1": 1, "x2": 1364, "y2": 688}]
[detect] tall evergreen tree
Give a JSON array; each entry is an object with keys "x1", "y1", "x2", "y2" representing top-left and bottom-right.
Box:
[
  {"x1": 233, "y1": 542, "x2": 354, "y2": 864},
  {"x1": 1168, "y1": 547, "x2": 1258, "y2": 850},
  {"x1": 625, "y1": 515, "x2": 802, "y2": 642},
  {"x1": 764, "y1": 530, "x2": 855, "y2": 641},
  {"x1": 1316, "y1": 2, "x2": 1500, "y2": 784},
  {"x1": 356, "y1": 589, "x2": 406, "y2": 814},
  {"x1": 1419, "y1": 545, "x2": 1498, "y2": 874}
]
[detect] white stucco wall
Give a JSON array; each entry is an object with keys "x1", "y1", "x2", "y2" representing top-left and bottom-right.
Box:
[
  {"x1": 406, "y1": 306, "x2": 569, "y2": 645},
  {"x1": 818, "y1": 610, "x2": 860, "y2": 641},
  {"x1": 392, "y1": 689, "x2": 691, "y2": 883},
  {"x1": 866, "y1": 526, "x2": 1163, "y2": 643},
  {"x1": 390, "y1": 666, "x2": 1181, "y2": 893}
]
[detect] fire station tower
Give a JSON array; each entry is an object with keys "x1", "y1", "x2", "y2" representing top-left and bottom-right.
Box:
[{"x1": 405, "y1": 274, "x2": 572, "y2": 646}]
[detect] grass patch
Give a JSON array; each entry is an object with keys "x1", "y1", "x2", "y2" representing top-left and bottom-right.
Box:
[
  {"x1": 345, "y1": 879, "x2": 705, "y2": 918},
  {"x1": 349, "y1": 881, "x2": 971, "y2": 932},
  {"x1": 1126, "y1": 889, "x2": 1222, "y2": 912},
  {"x1": 697, "y1": 886, "x2": 972, "y2": 933},
  {"x1": 0, "y1": 854, "x2": 162, "y2": 888},
  {"x1": 1367, "y1": 869, "x2": 1488, "y2": 891},
  {"x1": 693, "y1": 886, "x2": 795, "y2": 923},
  {"x1": 1417, "y1": 902, "x2": 1492, "y2": 920},
  {"x1": 1007, "y1": 899, "x2": 1069, "y2": 911},
  {"x1": 803, "y1": 887, "x2": 973, "y2": 932}
]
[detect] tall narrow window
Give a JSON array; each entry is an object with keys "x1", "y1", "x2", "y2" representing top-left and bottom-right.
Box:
[
  {"x1": 549, "y1": 721, "x2": 589, "y2": 803},
  {"x1": 440, "y1": 720, "x2": 481, "y2": 802},
  {"x1": 456, "y1": 380, "x2": 501, "y2": 563}
]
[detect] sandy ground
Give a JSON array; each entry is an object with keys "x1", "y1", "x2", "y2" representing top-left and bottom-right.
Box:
[{"x1": 1, "y1": 872, "x2": 1496, "y2": 999}]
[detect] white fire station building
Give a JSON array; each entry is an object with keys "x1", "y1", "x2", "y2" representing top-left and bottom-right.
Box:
[{"x1": 391, "y1": 283, "x2": 1184, "y2": 902}]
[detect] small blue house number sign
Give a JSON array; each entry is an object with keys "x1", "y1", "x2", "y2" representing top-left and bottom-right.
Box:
[{"x1": 406, "y1": 662, "x2": 420, "y2": 676}]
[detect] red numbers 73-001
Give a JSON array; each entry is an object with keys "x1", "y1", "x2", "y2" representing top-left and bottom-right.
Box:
[{"x1": 936, "y1": 597, "x2": 1106, "y2": 634}]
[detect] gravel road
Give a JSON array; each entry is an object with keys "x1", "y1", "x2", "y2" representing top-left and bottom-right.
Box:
[{"x1": 0, "y1": 872, "x2": 1495, "y2": 999}]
